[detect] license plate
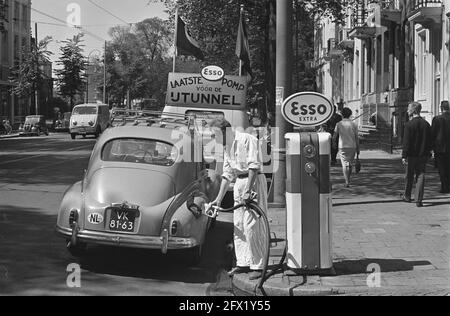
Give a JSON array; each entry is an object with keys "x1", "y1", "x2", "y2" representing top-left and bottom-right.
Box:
[{"x1": 109, "y1": 209, "x2": 136, "y2": 233}]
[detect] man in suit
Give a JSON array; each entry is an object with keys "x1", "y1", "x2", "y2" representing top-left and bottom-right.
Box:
[
  {"x1": 401, "y1": 102, "x2": 432, "y2": 207},
  {"x1": 431, "y1": 101, "x2": 450, "y2": 194}
]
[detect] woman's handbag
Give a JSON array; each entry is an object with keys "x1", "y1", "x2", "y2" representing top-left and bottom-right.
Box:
[{"x1": 355, "y1": 158, "x2": 361, "y2": 174}]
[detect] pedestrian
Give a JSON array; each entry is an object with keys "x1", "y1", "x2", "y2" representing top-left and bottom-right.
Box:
[
  {"x1": 431, "y1": 101, "x2": 450, "y2": 194},
  {"x1": 208, "y1": 118, "x2": 268, "y2": 281},
  {"x1": 323, "y1": 106, "x2": 342, "y2": 164},
  {"x1": 333, "y1": 107, "x2": 360, "y2": 187},
  {"x1": 401, "y1": 102, "x2": 432, "y2": 207}
]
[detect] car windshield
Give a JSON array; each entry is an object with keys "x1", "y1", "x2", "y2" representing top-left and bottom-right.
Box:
[
  {"x1": 102, "y1": 138, "x2": 177, "y2": 166},
  {"x1": 73, "y1": 106, "x2": 97, "y2": 115}
]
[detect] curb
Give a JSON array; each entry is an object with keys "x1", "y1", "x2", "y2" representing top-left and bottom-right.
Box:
[
  {"x1": 232, "y1": 273, "x2": 450, "y2": 296},
  {"x1": 232, "y1": 273, "x2": 336, "y2": 296},
  {"x1": 0, "y1": 133, "x2": 20, "y2": 139}
]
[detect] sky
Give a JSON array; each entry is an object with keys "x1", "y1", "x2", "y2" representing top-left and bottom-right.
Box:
[{"x1": 31, "y1": 0, "x2": 168, "y2": 72}]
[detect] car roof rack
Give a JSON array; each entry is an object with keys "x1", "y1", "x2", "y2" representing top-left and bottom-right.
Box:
[{"x1": 111, "y1": 109, "x2": 198, "y2": 131}]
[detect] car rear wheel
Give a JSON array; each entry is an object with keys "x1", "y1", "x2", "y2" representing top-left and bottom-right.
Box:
[
  {"x1": 187, "y1": 245, "x2": 203, "y2": 266},
  {"x1": 67, "y1": 242, "x2": 88, "y2": 257}
]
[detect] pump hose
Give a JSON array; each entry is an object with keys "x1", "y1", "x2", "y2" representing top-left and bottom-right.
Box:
[{"x1": 214, "y1": 200, "x2": 287, "y2": 296}]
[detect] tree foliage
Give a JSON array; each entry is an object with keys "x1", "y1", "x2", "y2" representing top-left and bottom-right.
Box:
[
  {"x1": 55, "y1": 34, "x2": 86, "y2": 109},
  {"x1": 106, "y1": 17, "x2": 173, "y2": 106},
  {"x1": 150, "y1": 0, "x2": 347, "y2": 120},
  {"x1": 10, "y1": 36, "x2": 53, "y2": 98},
  {"x1": 153, "y1": 0, "x2": 276, "y2": 121}
]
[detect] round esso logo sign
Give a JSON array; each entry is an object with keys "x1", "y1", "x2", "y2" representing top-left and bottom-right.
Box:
[
  {"x1": 201, "y1": 65, "x2": 225, "y2": 81},
  {"x1": 282, "y1": 92, "x2": 334, "y2": 127}
]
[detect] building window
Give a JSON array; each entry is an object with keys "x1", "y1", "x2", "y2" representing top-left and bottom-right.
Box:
[
  {"x1": 22, "y1": 4, "x2": 27, "y2": 31},
  {"x1": 417, "y1": 30, "x2": 427, "y2": 98},
  {"x1": 13, "y1": 1, "x2": 19, "y2": 29},
  {"x1": 1, "y1": 30, "x2": 8, "y2": 64}
]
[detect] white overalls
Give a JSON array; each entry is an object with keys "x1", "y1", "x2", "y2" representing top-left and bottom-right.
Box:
[{"x1": 223, "y1": 131, "x2": 268, "y2": 270}]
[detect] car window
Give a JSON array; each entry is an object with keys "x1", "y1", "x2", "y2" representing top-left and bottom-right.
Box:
[
  {"x1": 73, "y1": 106, "x2": 98, "y2": 115},
  {"x1": 186, "y1": 110, "x2": 224, "y2": 127},
  {"x1": 102, "y1": 138, "x2": 177, "y2": 166},
  {"x1": 25, "y1": 117, "x2": 40, "y2": 124}
]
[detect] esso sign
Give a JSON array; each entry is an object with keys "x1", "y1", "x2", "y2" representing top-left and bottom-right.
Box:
[
  {"x1": 201, "y1": 65, "x2": 225, "y2": 81},
  {"x1": 282, "y1": 92, "x2": 334, "y2": 127}
]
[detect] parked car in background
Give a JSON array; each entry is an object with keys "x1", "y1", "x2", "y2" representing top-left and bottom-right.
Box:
[
  {"x1": 55, "y1": 112, "x2": 72, "y2": 132},
  {"x1": 19, "y1": 115, "x2": 49, "y2": 137},
  {"x1": 56, "y1": 111, "x2": 214, "y2": 264},
  {"x1": 70, "y1": 103, "x2": 110, "y2": 139}
]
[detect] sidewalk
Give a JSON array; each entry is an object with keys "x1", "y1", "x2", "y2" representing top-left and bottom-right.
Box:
[
  {"x1": 0, "y1": 133, "x2": 20, "y2": 139},
  {"x1": 233, "y1": 150, "x2": 450, "y2": 296}
]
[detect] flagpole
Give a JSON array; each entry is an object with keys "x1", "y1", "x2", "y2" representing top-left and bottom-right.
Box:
[
  {"x1": 173, "y1": 7, "x2": 179, "y2": 73},
  {"x1": 239, "y1": 4, "x2": 244, "y2": 77}
]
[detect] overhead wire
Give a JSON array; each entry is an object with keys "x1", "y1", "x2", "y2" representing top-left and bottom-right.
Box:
[
  {"x1": 30, "y1": 6, "x2": 106, "y2": 42},
  {"x1": 86, "y1": 0, "x2": 131, "y2": 26}
]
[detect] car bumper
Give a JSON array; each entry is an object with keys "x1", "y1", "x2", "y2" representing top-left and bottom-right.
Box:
[
  {"x1": 56, "y1": 225, "x2": 199, "y2": 250},
  {"x1": 70, "y1": 126, "x2": 96, "y2": 134},
  {"x1": 19, "y1": 131, "x2": 38, "y2": 135}
]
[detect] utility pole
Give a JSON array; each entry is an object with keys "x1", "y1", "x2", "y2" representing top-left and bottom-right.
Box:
[
  {"x1": 274, "y1": 0, "x2": 293, "y2": 205},
  {"x1": 35, "y1": 22, "x2": 39, "y2": 115},
  {"x1": 103, "y1": 41, "x2": 107, "y2": 104}
]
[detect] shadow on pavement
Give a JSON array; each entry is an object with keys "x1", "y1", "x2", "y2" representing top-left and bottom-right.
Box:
[
  {"x1": 333, "y1": 196, "x2": 450, "y2": 207},
  {"x1": 334, "y1": 258, "x2": 432, "y2": 275}
]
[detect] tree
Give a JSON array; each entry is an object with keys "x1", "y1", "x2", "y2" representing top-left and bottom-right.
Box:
[
  {"x1": 153, "y1": 0, "x2": 276, "y2": 121},
  {"x1": 55, "y1": 34, "x2": 86, "y2": 109},
  {"x1": 0, "y1": 0, "x2": 7, "y2": 33},
  {"x1": 10, "y1": 37, "x2": 53, "y2": 102},
  {"x1": 150, "y1": 0, "x2": 347, "y2": 119},
  {"x1": 106, "y1": 17, "x2": 173, "y2": 106}
]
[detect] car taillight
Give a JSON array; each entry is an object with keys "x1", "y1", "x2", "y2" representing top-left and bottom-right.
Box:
[
  {"x1": 69, "y1": 209, "x2": 79, "y2": 226},
  {"x1": 171, "y1": 220, "x2": 179, "y2": 236}
]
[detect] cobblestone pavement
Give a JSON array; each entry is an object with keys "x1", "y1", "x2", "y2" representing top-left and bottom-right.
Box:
[{"x1": 234, "y1": 150, "x2": 450, "y2": 296}]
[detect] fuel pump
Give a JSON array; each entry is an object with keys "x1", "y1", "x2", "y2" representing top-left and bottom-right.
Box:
[
  {"x1": 285, "y1": 132, "x2": 333, "y2": 273},
  {"x1": 282, "y1": 92, "x2": 335, "y2": 275}
]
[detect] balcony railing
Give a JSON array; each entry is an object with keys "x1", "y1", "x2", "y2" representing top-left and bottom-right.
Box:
[
  {"x1": 351, "y1": 4, "x2": 368, "y2": 28},
  {"x1": 368, "y1": 0, "x2": 397, "y2": 10},
  {"x1": 414, "y1": 0, "x2": 442, "y2": 9}
]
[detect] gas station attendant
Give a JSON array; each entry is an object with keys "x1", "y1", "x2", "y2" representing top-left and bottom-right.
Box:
[{"x1": 209, "y1": 118, "x2": 268, "y2": 281}]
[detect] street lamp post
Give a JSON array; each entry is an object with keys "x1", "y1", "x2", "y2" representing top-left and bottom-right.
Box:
[{"x1": 85, "y1": 49, "x2": 102, "y2": 104}]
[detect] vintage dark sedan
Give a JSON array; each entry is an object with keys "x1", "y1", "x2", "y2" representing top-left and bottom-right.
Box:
[
  {"x1": 56, "y1": 114, "x2": 214, "y2": 263},
  {"x1": 55, "y1": 112, "x2": 72, "y2": 132},
  {"x1": 19, "y1": 115, "x2": 49, "y2": 136}
]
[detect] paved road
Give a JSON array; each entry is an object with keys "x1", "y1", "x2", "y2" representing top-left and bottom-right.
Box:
[{"x1": 0, "y1": 134, "x2": 234, "y2": 296}]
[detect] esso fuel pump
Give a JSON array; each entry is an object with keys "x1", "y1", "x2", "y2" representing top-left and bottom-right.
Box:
[{"x1": 282, "y1": 92, "x2": 334, "y2": 275}]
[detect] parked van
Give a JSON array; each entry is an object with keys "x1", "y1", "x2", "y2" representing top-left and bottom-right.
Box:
[{"x1": 70, "y1": 103, "x2": 110, "y2": 139}]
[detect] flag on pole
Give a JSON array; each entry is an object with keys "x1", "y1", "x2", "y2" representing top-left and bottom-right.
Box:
[
  {"x1": 176, "y1": 16, "x2": 204, "y2": 60},
  {"x1": 236, "y1": 7, "x2": 253, "y2": 78}
]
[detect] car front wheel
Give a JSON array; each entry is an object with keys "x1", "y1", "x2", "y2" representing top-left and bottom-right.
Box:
[{"x1": 71, "y1": 133, "x2": 76, "y2": 140}]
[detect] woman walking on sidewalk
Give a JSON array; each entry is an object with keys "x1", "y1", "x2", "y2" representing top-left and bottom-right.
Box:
[{"x1": 333, "y1": 107, "x2": 360, "y2": 187}]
